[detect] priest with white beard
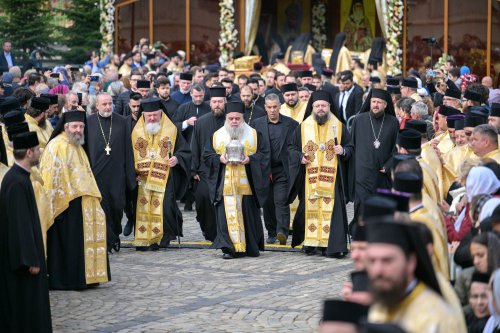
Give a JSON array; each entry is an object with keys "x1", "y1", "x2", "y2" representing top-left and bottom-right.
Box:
[{"x1": 203, "y1": 101, "x2": 270, "y2": 259}]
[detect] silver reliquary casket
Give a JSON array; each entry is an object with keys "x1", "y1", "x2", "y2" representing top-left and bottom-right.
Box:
[{"x1": 225, "y1": 139, "x2": 244, "y2": 163}]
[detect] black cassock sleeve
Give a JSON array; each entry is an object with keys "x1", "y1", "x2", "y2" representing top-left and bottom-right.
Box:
[
  {"x1": 203, "y1": 131, "x2": 270, "y2": 207},
  {"x1": 172, "y1": 125, "x2": 191, "y2": 199},
  {"x1": 5, "y1": 181, "x2": 40, "y2": 271},
  {"x1": 190, "y1": 123, "x2": 202, "y2": 177},
  {"x1": 125, "y1": 119, "x2": 137, "y2": 192},
  {"x1": 339, "y1": 122, "x2": 354, "y2": 202},
  {"x1": 287, "y1": 127, "x2": 305, "y2": 204}
]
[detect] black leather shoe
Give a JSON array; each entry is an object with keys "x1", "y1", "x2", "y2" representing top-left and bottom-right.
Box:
[
  {"x1": 159, "y1": 239, "x2": 171, "y2": 248},
  {"x1": 266, "y1": 236, "x2": 277, "y2": 244},
  {"x1": 326, "y1": 252, "x2": 348, "y2": 259},
  {"x1": 277, "y1": 232, "x2": 287, "y2": 245},
  {"x1": 123, "y1": 221, "x2": 134, "y2": 237},
  {"x1": 135, "y1": 246, "x2": 150, "y2": 251},
  {"x1": 222, "y1": 252, "x2": 234, "y2": 259},
  {"x1": 303, "y1": 246, "x2": 316, "y2": 255},
  {"x1": 150, "y1": 244, "x2": 160, "y2": 251}
]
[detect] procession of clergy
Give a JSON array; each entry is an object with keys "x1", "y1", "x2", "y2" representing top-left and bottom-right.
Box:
[{"x1": 2, "y1": 48, "x2": 500, "y2": 333}]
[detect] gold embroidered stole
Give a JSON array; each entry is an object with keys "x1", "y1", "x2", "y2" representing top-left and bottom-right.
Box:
[
  {"x1": 418, "y1": 158, "x2": 441, "y2": 203},
  {"x1": 483, "y1": 149, "x2": 500, "y2": 164},
  {"x1": 436, "y1": 131, "x2": 454, "y2": 155},
  {"x1": 280, "y1": 101, "x2": 307, "y2": 124},
  {"x1": 1, "y1": 124, "x2": 13, "y2": 166},
  {"x1": 40, "y1": 133, "x2": 108, "y2": 284},
  {"x1": 30, "y1": 166, "x2": 52, "y2": 256},
  {"x1": 25, "y1": 114, "x2": 53, "y2": 150},
  {"x1": 131, "y1": 114, "x2": 177, "y2": 246},
  {"x1": 213, "y1": 124, "x2": 257, "y2": 252},
  {"x1": 301, "y1": 116, "x2": 341, "y2": 247}
]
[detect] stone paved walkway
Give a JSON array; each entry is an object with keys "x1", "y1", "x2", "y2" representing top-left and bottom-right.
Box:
[{"x1": 50, "y1": 204, "x2": 354, "y2": 333}]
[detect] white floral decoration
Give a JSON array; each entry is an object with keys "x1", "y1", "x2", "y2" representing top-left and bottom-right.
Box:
[
  {"x1": 311, "y1": 0, "x2": 327, "y2": 51},
  {"x1": 100, "y1": 0, "x2": 115, "y2": 55},
  {"x1": 386, "y1": 0, "x2": 404, "y2": 76},
  {"x1": 219, "y1": 0, "x2": 239, "y2": 67}
]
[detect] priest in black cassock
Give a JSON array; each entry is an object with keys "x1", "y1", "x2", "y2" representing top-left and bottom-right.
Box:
[
  {"x1": 349, "y1": 88, "x2": 399, "y2": 228},
  {"x1": 156, "y1": 76, "x2": 180, "y2": 119},
  {"x1": 239, "y1": 85, "x2": 266, "y2": 127},
  {"x1": 87, "y1": 93, "x2": 136, "y2": 252},
  {"x1": 190, "y1": 86, "x2": 227, "y2": 241},
  {"x1": 204, "y1": 101, "x2": 270, "y2": 259},
  {"x1": 0, "y1": 132, "x2": 52, "y2": 333},
  {"x1": 131, "y1": 97, "x2": 190, "y2": 250},
  {"x1": 288, "y1": 90, "x2": 353, "y2": 257},
  {"x1": 40, "y1": 111, "x2": 110, "y2": 290},
  {"x1": 175, "y1": 84, "x2": 211, "y2": 211}
]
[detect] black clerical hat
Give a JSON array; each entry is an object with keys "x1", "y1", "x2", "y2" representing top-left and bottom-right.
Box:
[
  {"x1": 464, "y1": 89, "x2": 482, "y2": 102},
  {"x1": 145, "y1": 53, "x2": 156, "y2": 60},
  {"x1": 303, "y1": 83, "x2": 316, "y2": 92},
  {"x1": 491, "y1": 103, "x2": 500, "y2": 117},
  {"x1": 445, "y1": 88, "x2": 461, "y2": 99},
  {"x1": 361, "y1": 323, "x2": 408, "y2": 333},
  {"x1": 0, "y1": 96, "x2": 20, "y2": 115},
  {"x1": 471, "y1": 271, "x2": 491, "y2": 284},
  {"x1": 370, "y1": 76, "x2": 381, "y2": 83},
  {"x1": 366, "y1": 219, "x2": 441, "y2": 295},
  {"x1": 136, "y1": 80, "x2": 151, "y2": 89},
  {"x1": 376, "y1": 189, "x2": 410, "y2": 212},
  {"x1": 6, "y1": 121, "x2": 29, "y2": 141},
  {"x1": 179, "y1": 73, "x2": 192, "y2": 81},
  {"x1": 322, "y1": 300, "x2": 368, "y2": 323},
  {"x1": 397, "y1": 129, "x2": 421, "y2": 150},
  {"x1": 3, "y1": 110, "x2": 25, "y2": 126},
  {"x1": 470, "y1": 105, "x2": 490, "y2": 119},
  {"x1": 12, "y1": 131, "x2": 39, "y2": 150},
  {"x1": 362, "y1": 195, "x2": 397, "y2": 220},
  {"x1": 225, "y1": 101, "x2": 245, "y2": 114},
  {"x1": 41, "y1": 93, "x2": 58, "y2": 105},
  {"x1": 401, "y1": 77, "x2": 418, "y2": 89},
  {"x1": 455, "y1": 119, "x2": 465, "y2": 131},
  {"x1": 393, "y1": 172, "x2": 423, "y2": 194},
  {"x1": 387, "y1": 86, "x2": 401, "y2": 95},
  {"x1": 446, "y1": 114, "x2": 465, "y2": 129},
  {"x1": 392, "y1": 154, "x2": 416, "y2": 171},
  {"x1": 351, "y1": 270, "x2": 369, "y2": 292},
  {"x1": 351, "y1": 224, "x2": 366, "y2": 241},
  {"x1": 64, "y1": 110, "x2": 86, "y2": 123},
  {"x1": 438, "y1": 105, "x2": 461, "y2": 117},
  {"x1": 210, "y1": 86, "x2": 226, "y2": 98},
  {"x1": 405, "y1": 120, "x2": 427, "y2": 134},
  {"x1": 310, "y1": 90, "x2": 331, "y2": 104},
  {"x1": 31, "y1": 97, "x2": 50, "y2": 111},
  {"x1": 370, "y1": 88, "x2": 387, "y2": 100},
  {"x1": 465, "y1": 115, "x2": 487, "y2": 128},
  {"x1": 282, "y1": 83, "x2": 298, "y2": 93},
  {"x1": 299, "y1": 70, "x2": 313, "y2": 78},
  {"x1": 140, "y1": 97, "x2": 162, "y2": 112},
  {"x1": 322, "y1": 68, "x2": 334, "y2": 78},
  {"x1": 386, "y1": 77, "x2": 400, "y2": 86},
  {"x1": 253, "y1": 62, "x2": 263, "y2": 71}
]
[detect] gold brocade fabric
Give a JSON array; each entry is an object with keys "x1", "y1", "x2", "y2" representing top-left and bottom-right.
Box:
[
  {"x1": 30, "y1": 166, "x2": 52, "y2": 255},
  {"x1": 273, "y1": 63, "x2": 290, "y2": 75},
  {"x1": 418, "y1": 158, "x2": 441, "y2": 203},
  {"x1": 24, "y1": 114, "x2": 53, "y2": 149},
  {"x1": 369, "y1": 282, "x2": 463, "y2": 333},
  {"x1": 40, "y1": 133, "x2": 108, "y2": 284},
  {"x1": 442, "y1": 145, "x2": 476, "y2": 195},
  {"x1": 301, "y1": 116, "x2": 342, "y2": 248},
  {"x1": 1, "y1": 124, "x2": 13, "y2": 166},
  {"x1": 421, "y1": 144, "x2": 444, "y2": 200},
  {"x1": 435, "y1": 131, "x2": 454, "y2": 155},
  {"x1": 0, "y1": 163, "x2": 8, "y2": 189},
  {"x1": 280, "y1": 100, "x2": 307, "y2": 124},
  {"x1": 410, "y1": 198, "x2": 449, "y2": 280},
  {"x1": 335, "y1": 46, "x2": 353, "y2": 74},
  {"x1": 284, "y1": 45, "x2": 316, "y2": 65},
  {"x1": 131, "y1": 114, "x2": 177, "y2": 246},
  {"x1": 213, "y1": 124, "x2": 257, "y2": 253},
  {"x1": 483, "y1": 148, "x2": 500, "y2": 164}
]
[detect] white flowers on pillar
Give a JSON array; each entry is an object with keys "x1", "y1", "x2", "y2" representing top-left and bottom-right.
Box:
[
  {"x1": 219, "y1": 0, "x2": 239, "y2": 67},
  {"x1": 386, "y1": 0, "x2": 403, "y2": 76},
  {"x1": 100, "y1": 0, "x2": 115, "y2": 54},
  {"x1": 312, "y1": 0, "x2": 327, "y2": 51}
]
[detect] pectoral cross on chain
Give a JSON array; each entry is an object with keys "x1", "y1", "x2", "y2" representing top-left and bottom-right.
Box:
[{"x1": 105, "y1": 144, "x2": 112, "y2": 155}]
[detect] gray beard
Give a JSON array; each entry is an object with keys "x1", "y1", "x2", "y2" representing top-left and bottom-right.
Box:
[
  {"x1": 145, "y1": 122, "x2": 161, "y2": 135},
  {"x1": 68, "y1": 132, "x2": 85, "y2": 146},
  {"x1": 224, "y1": 123, "x2": 245, "y2": 140},
  {"x1": 313, "y1": 112, "x2": 330, "y2": 125},
  {"x1": 99, "y1": 110, "x2": 112, "y2": 118}
]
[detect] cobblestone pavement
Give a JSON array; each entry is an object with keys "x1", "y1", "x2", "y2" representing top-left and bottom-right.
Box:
[{"x1": 50, "y1": 204, "x2": 354, "y2": 333}]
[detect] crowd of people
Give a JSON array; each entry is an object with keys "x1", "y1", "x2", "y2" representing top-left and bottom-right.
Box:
[{"x1": 1, "y1": 35, "x2": 500, "y2": 333}]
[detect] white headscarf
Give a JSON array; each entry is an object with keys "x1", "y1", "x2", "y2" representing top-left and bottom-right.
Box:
[
  {"x1": 479, "y1": 198, "x2": 500, "y2": 223},
  {"x1": 483, "y1": 269, "x2": 500, "y2": 333},
  {"x1": 466, "y1": 166, "x2": 500, "y2": 201}
]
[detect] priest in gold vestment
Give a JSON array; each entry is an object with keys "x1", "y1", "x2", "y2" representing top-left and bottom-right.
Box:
[
  {"x1": 204, "y1": 101, "x2": 270, "y2": 259},
  {"x1": 288, "y1": 91, "x2": 353, "y2": 257},
  {"x1": 24, "y1": 96, "x2": 53, "y2": 150},
  {"x1": 280, "y1": 83, "x2": 308, "y2": 124},
  {"x1": 131, "y1": 97, "x2": 190, "y2": 250},
  {"x1": 40, "y1": 111, "x2": 109, "y2": 290},
  {"x1": 366, "y1": 220, "x2": 465, "y2": 333},
  {"x1": 430, "y1": 105, "x2": 461, "y2": 156}
]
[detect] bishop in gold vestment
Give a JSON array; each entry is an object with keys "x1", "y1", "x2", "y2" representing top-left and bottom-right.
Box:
[{"x1": 40, "y1": 111, "x2": 109, "y2": 290}]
